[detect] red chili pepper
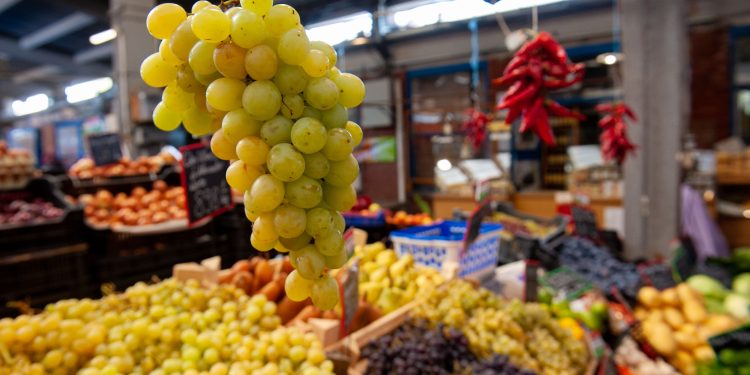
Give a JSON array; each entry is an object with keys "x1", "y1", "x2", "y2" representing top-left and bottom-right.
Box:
[
  {"x1": 503, "y1": 55, "x2": 527, "y2": 76},
  {"x1": 538, "y1": 32, "x2": 569, "y2": 65},
  {"x1": 498, "y1": 83, "x2": 537, "y2": 110},
  {"x1": 492, "y1": 67, "x2": 529, "y2": 86},
  {"x1": 596, "y1": 102, "x2": 638, "y2": 164},
  {"x1": 541, "y1": 61, "x2": 569, "y2": 78},
  {"x1": 520, "y1": 97, "x2": 543, "y2": 133},
  {"x1": 545, "y1": 100, "x2": 586, "y2": 120},
  {"x1": 506, "y1": 106, "x2": 522, "y2": 125},
  {"x1": 534, "y1": 104, "x2": 556, "y2": 145}
]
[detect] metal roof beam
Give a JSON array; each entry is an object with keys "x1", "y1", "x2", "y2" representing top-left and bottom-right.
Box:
[
  {"x1": 0, "y1": 0, "x2": 21, "y2": 15},
  {"x1": 0, "y1": 36, "x2": 109, "y2": 77},
  {"x1": 19, "y1": 12, "x2": 97, "y2": 50},
  {"x1": 73, "y1": 44, "x2": 113, "y2": 64}
]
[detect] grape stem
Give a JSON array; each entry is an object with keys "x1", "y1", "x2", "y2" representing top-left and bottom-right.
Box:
[{"x1": 219, "y1": 0, "x2": 240, "y2": 10}]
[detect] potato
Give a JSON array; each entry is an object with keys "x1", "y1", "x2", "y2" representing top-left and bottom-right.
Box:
[
  {"x1": 647, "y1": 321, "x2": 677, "y2": 357},
  {"x1": 638, "y1": 286, "x2": 661, "y2": 308},
  {"x1": 663, "y1": 307, "x2": 685, "y2": 330},
  {"x1": 692, "y1": 345, "x2": 715, "y2": 364},
  {"x1": 674, "y1": 331, "x2": 701, "y2": 350},
  {"x1": 660, "y1": 288, "x2": 679, "y2": 307},
  {"x1": 676, "y1": 283, "x2": 699, "y2": 305},
  {"x1": 705, "y1": 314, "x2": 739, "y2": 335},
  {"x1": 683, "y1": 301, "x2": 707, "y2": 324},
  {"x1": 634, "y1": 306, "x2": 649, "y2": 321}
]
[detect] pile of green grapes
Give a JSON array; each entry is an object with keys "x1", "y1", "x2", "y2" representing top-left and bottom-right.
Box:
[
  {"x1": 413, "y1": 280, "x2": 590, "y2": 375},
  {"x1": 140, "y1": 0, "x2": 366, "y2": 310},
  {"x1": 0, "y1": 279, "x2": 333, "y2": 375}
]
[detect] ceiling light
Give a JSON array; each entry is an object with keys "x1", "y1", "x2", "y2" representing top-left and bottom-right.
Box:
[
  {"x1": 11, "y1": 94, "x2": 50, "y2": 117},
  {"x1": 307, "y1": 12, "x2": 372, "y2": 46},
  {"x1": 596, "y1": 52, "x2": 623, "y2": 65},
  {"x1": 65, "y1": 77, "x2": 113, "y2": 103},
  {"x1": 437, "y1": 158, "x2": 453, "y2": 171},
  {"x1": 89, "y1": 28, "x2": 117, "y2": 45}
]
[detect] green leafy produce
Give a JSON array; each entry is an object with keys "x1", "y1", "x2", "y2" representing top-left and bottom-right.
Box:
[
  {"x1": 733, "y1": 273, "x2": 750, "y2": 296},
  {"x1": 687, "y1": 274, "x2": 729, "y2": 300},
  {"x1": 724, "y1": 293, "x2": 750, "y2": 320}
]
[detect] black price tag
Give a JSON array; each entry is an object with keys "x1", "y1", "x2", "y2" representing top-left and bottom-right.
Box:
[
  {"x1": 180, "y1": 143, "x2": 233, "y2": 224},
  {"x1": 670, "y1": 238, "x2": 697, "y2": 282},
  {"x1": 571, "y1": 206, "x2": 598, "y2": 239},
  {"x1": 524, "y1": 259, "x2": 540, "y2": 302},
  {"x1": 640, "y1": 264, "x2": 676, "y2": 290},
  {"x1": 340, "y1": 259, "x2": 359, "y2": 337},
  {"x1": 463, "y1": 201, "x2": 492, "y2": 249},
  {"x1": 540, "y1": 267, "x2": 592, "y2": 300},
  {"x1": 709, "y1": 324, "x2": 750, "y2": 364},
  {"x1": 88, "y1": 133, "x2": 123, "y2": 166}
]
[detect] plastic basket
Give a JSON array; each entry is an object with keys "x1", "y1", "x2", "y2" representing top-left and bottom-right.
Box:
[
  {"x1": 389, "y1": 221, "x2": 502, "y2": 279},
  {"x1": 343, "y1": 211, "x2": 386, "y2": 228}
]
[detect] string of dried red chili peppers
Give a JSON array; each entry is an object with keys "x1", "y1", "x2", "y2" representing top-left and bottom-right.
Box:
[
  {"x1": 596, "y1": 102, "x2": 637, "y2": 165},
  {"x1": 462, "y1": 108, "x2": 490, "y2": 151},
  {"x1": 494, "y1": 32, "x2": 585, "y2": 145}
]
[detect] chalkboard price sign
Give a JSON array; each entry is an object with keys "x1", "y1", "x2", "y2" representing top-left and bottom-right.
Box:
[
  {"x1": 180, "y1": 143, "x2": 233, "y2": 224},
  {"x1": 709, "y1": 324, "x2": 750, "y2": 360},
  {"x1": 88, "y1": 133, "x2": 123, "y2": 166}
]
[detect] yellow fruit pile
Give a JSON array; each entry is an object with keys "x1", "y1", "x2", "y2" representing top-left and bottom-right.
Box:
[{"x1": 636, "y1": 283, "x2": 742, "y2": 375}]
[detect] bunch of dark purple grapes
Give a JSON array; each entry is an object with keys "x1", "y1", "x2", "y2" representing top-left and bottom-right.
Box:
[{"x1": 362, "y1": 319, "x2": 534, "y2": 375}]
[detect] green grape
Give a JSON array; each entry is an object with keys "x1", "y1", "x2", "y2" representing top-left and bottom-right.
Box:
[
  {"x1": 292, "y1": 245, "x2": 324, "y2": 280},
  {"x1": 331, "y1": 209, "x2": 345, "y2": 232},
  {"x1": 314, "y1": 229, "x2": 343, "y2": 257},
  {"x1": 222, "y1": 109, "x2": 261, "y2": 143},
  {"x1": 242, "y1": 81, "x2": 281, "y2": 121},
  {"x1": 210, "y1": 129, "x2": 237, "y2": 160},
  {"x1": 169, "y1": 18, "x2": 199, "y2": 61},
  {"x1": 265, "y1": 4, "x2": 301, "y2": 37},
  {"x1": 301, "y1": 49, "x2": 329, "y2": 78},
  {"x1": 241, "y1": 0, "x2": 272, "y2": 15},
  {"x1": 225, "y1": 6, "x2": 242, "y2": 19},
  {"x1": 162, "y1": 83, "x2": 194, "y2": 112},
  {"x1": 189, "y1": 40, "x2": 218, "y2": 75},
  {"x1": 323, "y1": 183, "x2": 356, "y2": 211},
  {"x1": 290, "y1": 117, "x2": 327, "y2": 154},
  {"x1": 253, "y1": 213, "x2": 278, "y2": 242},
  {"x1": 147, "y1": 3, "x2": 187, "y2": 40},
  {"x1": 305, "y1": 208, "x2": 333, "y2": 237},
  {"x1": 279, "y1": 233, "x2": 312, "y2": 251},
  {"x1": 345, "y1": 121, "x2": 363, "y2": 146},
  {"x1": 311, "y1": 275, "x2": 339, "y2": 310},
  {"x1": 231, "y1": 9, "x2": 266, "y2": 49},
  {"x1": 182, "y1": 107, "x2": 213, "y2": 136},
  {"x1": 302, "y1": 152, "x2": 329, "y2": 179},
  {"x1": 324, "y1": 247, "x2": 348, "y2": 269},
  {"x1": 236, "y1": 136, "x2": 269, "y2": 166},
  {"x1": 159, "y1": 39, "x2": 182, "y2": 65},
  {"x1": 334, "y1": 73, "x2": 366, "y2": 108},
  {"x1": 226, "y1": 160, "x2": 263, "y2": 193},
  {"x1": 206, "y1": 77, "x2": 245, "y2": 111},
  {"x1": 192, "y1": 7, "x2": 231, "y2": 43},
  {"x1": 244, "y1": 44, "x2": 278, "y2": 81},
  {"x1": 194, "y1": 71, "x2": 222, "y2": 86},
  {"x1": 273, "y1": 64, "x2": 309, "y2": 95},
  {"x1": 140, "y1": 53, "x2": 178, "y2": 88},
  {"x1": 323, "y1": 154, "x2": 359, "y2": 187},
  {"x1": 284, "y1": 270, "x2": 312, "y2": 302},
  {"x1": 310, "y1": 41, "x2": 337, "y2": 68},
  {"x1": 245, "y1": 205, "x2": 260, "y2": 222},
  {"x1": 247, "y1": 174, "x2": 285, "y2": 212},
  {"x1": 280, "y1": 94, "x2": 305, "y2": 119},
  {"x1": 320, "y1": 104, "x2": 348, "y2": 129},
  {"x1": 153, "y1": 102, "x2": 182, "y2": 131},
  {"x1": 251, "y1": 232, "x2": 276, "y2": 252},
  {"x1": 277, "y1": 28, "x2": 309, "y2": 66},
  {"x1": 321, "y1": 128, "x2": 354, "y2": 161},
  {"x1": 259, "y1": 116, "x2": 293, "y2": 146},
  {"x1": 304, "y1": 77, "x2": 339, "y2": 110},
  {"x1": 192, "y1": 0, "x2": 212, "y2": 13},
  {"x1": 176, "y1": 65, "x2": 202, "y2": 93},
  {"x1": 327, "y1": 66, "x2": 341, "y2": 80},
  {"x1": 284, "y1": 176, "x2": 322, "y2": 209},
  {"x1": 213, "y1": 41, "x2": 247, "y2": 80},
  {"x1": 267, "y1": 143, "x2": 305, "y2": 182},
  {"x1": 274, "y1": 204, "x2": 307, "y2": 238},
  {"x1": 301, "y1": 106, "x2": 322, "y2": 120}
]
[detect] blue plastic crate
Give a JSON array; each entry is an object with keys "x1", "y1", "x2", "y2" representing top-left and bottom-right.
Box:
[
  {"x1": 343, "y1": 211, "x2": 386, "y2": 228},
  {"x1": 390, "y1": 221, "x2": 502, "y2": 279}
]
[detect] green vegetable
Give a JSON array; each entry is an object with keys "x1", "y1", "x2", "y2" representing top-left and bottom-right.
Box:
[
  {"x1": 724, "y1": 293, "x2": 750, "y2": 320},
  {"x1": 733, "y1": 273, "x2": 750, "y2": 296},
  {"x1": 688, "y1": 274, "x2": 729, "y2": 300},
  {"x1": 705, "y1": 296, "x2": 727, "y2": 314}
]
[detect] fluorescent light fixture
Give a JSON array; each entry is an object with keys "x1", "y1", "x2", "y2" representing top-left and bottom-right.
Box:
[
  {"x1": 307, "y1": 12, "x2": 372, "y2": 46},
  {"x1": 11, "y1": 94, "x2": 50, "y2": 116},
  {"x1": 744, "y1": 210, "x2": 750, "y2": 219},
  {"x1": 437, "y1": 158, "x2": 453, "y2": 171},
  {"x1": 89, "y1": 28, "x2": 116, "y2": 45},
  {"x1": 596, "y1": 52, "x2": 623, "y2": 65},
  {"x1": 65, "y1": 77, "x2": 113, "y2": 103}
]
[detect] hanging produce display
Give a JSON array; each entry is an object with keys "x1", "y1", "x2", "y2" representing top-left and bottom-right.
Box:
[
  {"x1": 462, "y1": 108, "x2": 490, "y2": 151},
  {"x1": 494, "y1": 31, "x2": 585, "y2": 145},
  {"x1": 596, "y1": 102, "x2": 637, "y2": 165}
]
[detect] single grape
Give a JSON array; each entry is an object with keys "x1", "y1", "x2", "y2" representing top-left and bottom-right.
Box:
[
  {"x1": 236, "y1": 136, "x2": 269, "y2": 166},
  {"x1": 153, "y1": 102, "x2": 182, "y2": 131},
  {"x1": 176, "y1": 65, "x2": 202, "y2": 93},
  {"x1": 192, "y1": 7, "x2": 231, "y2": 43},
  {"x1": 334, "y1": 73, "x2": 366, "y2": 108},
  {"x1": 260, "y1": 116, "x2": 293, "y2": 146},
  {"x1": 305, "y1": 208, "x2": 333, "y2": 237},
  {"x1": 230, "y1": 8, "x2": 266, "y2": 49},
  {"x1": 225, "y1": 6, "x2": 242, "y2": 19},
  {"x1": 246, "y1": 174, "x2": 285, "y2": 212},
  {"x1": 274, "y1": 204, "x2": 307, "y2": 238},
  {"x1": 182, "y1": 106, "x2": 213, "y2": 136},
  {"x1": 321, "y1": 128, "x2": 354, "y2": 161},
  {"x1": 189, "y1": 40, "x2": 218, "y2": 75},
  {"x1": 279, "y1": 233, "x2": 312, "y2": 251},
  {"x1": 314, "y1": 229, "x2": 343, "y2": 257},
  {"x1": 267, "y1": 143, "x2": 305, "y2": 182},
  {"x1": 273, "y1": 64, "x2": 308, "y2": 95},
  {"x1": 285, "y1": 176, "x2": 323, "y2": 209},
  {"x1": 210, "y1": 129, "x2": 237, "y2": 160},
  {"x1": 213, "y1": 42, "x2": 248, "y2": 80},
  {"x1": 301, "y1": 49, "x2": 328, "y2": 78},
  {"x1": 253, "y1": 213, "x2": 279, "y2": 242},
  {"x1": 169, "y1": 18, "x2": 199, "y2": 61},
  {"x1": 147, "y1": 3, "x2": 187, "y2": 40},
  {"x1": 310, "y1": 41, "x2": 337, "y2": 68},
  {"x1": 285, "y1": 270, "x2": 313, "y2": 301},
  {"x1": 242, "y1": 81, "x2": 282, "y2": 121},
  {"x1": 206, "y1": 77, "x2": 245, "y2": 111},
  {"x1": 301, "y1": 106, "x2": 322, "y2": 120},
  {"x1": 159, "y1": 39, "x2": 182, "y2": 65},
  {"x1": 222, "y1": 109, "x2": 261, "y2": 143},
  {"x1": 291, "y1": 117, "x2": 327, "y2": 154},
  {"x1": 323, "y1": 183, "x2": 356, "y2": 211},
  {"x1": 140, "y1": 53, "x2": 177, "y2": 88},
  {"x1": 192, "y1": 0, "x2": 212, "y2": 13},
  {"x1": 292, "y1": 245, "x2": 325, "y2": 280},
  {"x1": 226, "y1": 160, "x2": 263, "y2": 192},
  {"x1": 244, "y1": 44, "x2": 278, "y2": 81},
  {"x1": 311, "y1": 275, "x2": 339, "y2": 310},
  {"x1": 320, "y1": 104, "x2": 348, "y2": 129},
  {"x1": 251, "y1": 231, "x2": 276, "y2": 252},
  {"x1": 324, "y1": 247, "x2": 348, "y2": 269},
  {"x1": 265, "y1": 4, "x2": 301, "y2": 37},
  {"x1": 278, "y1": 28, "x2": 310, "y2": 65},
  {"x1": 327, "y1": 66, "x2": 342, "y2": 80},
  {"x1": 194, "y1": 70, "x2": 222, "y2": 86},
  {"x1": 304, "y1": 77, "x2": 339, "y2": 110},
  {"x1": 302, "y1": 152, "x2": 330, "y2": 179},
  {"x1": 324, "y1": 154, "x2": 359, "y2": 187},
  {"x1": 345, "y1": 121, "x2": 363, "y2": 146},
  {"x1": 241, "y1": 0, "x2": 272, "y2": 15}
]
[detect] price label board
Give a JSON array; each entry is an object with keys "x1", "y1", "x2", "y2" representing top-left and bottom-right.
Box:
[
  {"x1": 571, "y1": 206, "x2": 599, "y2": 240},
  {"x1": 180, "y1": 143, "x2": 233, "y2": 224},
  {"x1": 87, "y1": 133, "x2": 123, "y2": 166},
  {"x1": 640, "y1": 264, "x2": 676, "y2": 290},
  {"x1": 540, "y1": 267, "x2": 592, "y2": 301},
  {"x1": 339, "y1": 259, "x2": 359, "y2": 337},
  {"x1": 463, "y1": 201, "x2": 492, "y2": 251},
  {"x1": 670, "y1": 238, "x2": 697, "y2": 283},
  {"x1": 709, "y1": 324, "x2": 750, "y2": 365}
]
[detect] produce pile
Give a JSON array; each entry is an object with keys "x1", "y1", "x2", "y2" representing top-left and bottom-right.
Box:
[
  {"x1": 0, "y1": 141, "x2": 35, "y2": 190},
  {"x1": 68, "y1": 153, "x2": 177, "y2": 179},
  {"x1": 697, "y1": 346, "x2": 750, "y2": 375},
  {"x1": 361, "y1": 319, "x2": 534, "y2": 375},
  {"x1": 79, "y1": 181, "x2": 187, "y2": 227},
  {"x1": 413, "y1": 280, "x2": 590, "y2": 375},
  {"x1": 635, "y1": 283, "x2": 742, "y2": 375},
  {"x1": 141, "y1": 0, "x2": 366, "y2": 310},
  {"x1": 0, "y1": 279, "x2": 333, "y2": 375},
  {"x1": 491, "y1": 212, "x2": 558, "y2": 239},
  {"x1": 355, "y1": 243, "x2": 444, "y2": 314},
  {"x1": 0, "y1": 198, "x2": 64, "y2": 226},
  {"x1": 686, "y1": 273, "x2": 750, "y2": 319},
  {"x1": 386, "y1": 210, "x2": 433, "y2": 227},
  {"x1": 558, "y1": 237, "x2": 641, "y2": 299},
  {"x1": 614, "y1": 336, "x2": 680, "y2": 375}
]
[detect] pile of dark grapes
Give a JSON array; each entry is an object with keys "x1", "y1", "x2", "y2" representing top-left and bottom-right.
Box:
[
  {"x1": 361, "y1": 320, "x2": 534, "y2": 375},
  {"x1": 558, "y1": 237, "x2": 641, "y2": 299}
]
